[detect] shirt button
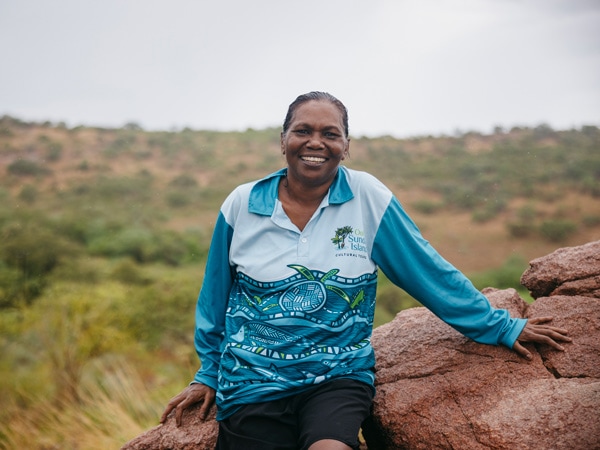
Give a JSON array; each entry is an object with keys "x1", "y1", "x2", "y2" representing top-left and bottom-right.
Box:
[{"x1": 301, "y1": 238, "x2": 308, "y2": 243}]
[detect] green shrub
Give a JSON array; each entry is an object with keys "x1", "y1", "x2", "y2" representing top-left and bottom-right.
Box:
[
  {"x1": 166, "y1": 191, "x2": 192, "y2": 208},
  {"x1": 7, "y1": 159, "x2": 51, "y2": 176},
  {"x1": 506, "y1": 204, "x2": 538, "y2": 237},
  {"x1": 103, "y1": 133, "x2": 136, "y2": 157},
  {"x1": 472, "y1": 198, "x2": 506, "y2": 223},
  {"x1": 88, "y1": 227, "x2": 188, "y2": 266},
  {"x1": 539, "y1": 220, "x2": 577, "y2": 242},
  {"x1": 506, "y1": 221, "x2": 535, "y2": 238},
  {"x1": 516, "y1": 204, "x2": 537, "y2": 221},
  {"x1": 169, "y1": 174, "x2": 198, "y2": 188},
  {"x1": 18, "y1": 185, "x2": 38, "y2": 204},
  {"x1": 125, "y1": 280, "x2": 198, "y2": 350},
  {"x1": 0, "y1": 223, "x2": 81, "y2": 305},
  {"x1": 583, "y1": 215, "x2": 600, "y2": 227},
  {"x1": 47, "y1": 141, "x2": 63, "y2": 161},
  {"x1": 470, "y1": 255, "x2": 528, "y2": 291},
  {"x1": 0, "y1": 223, "x2": 79, "y2": 278},
  {"x1": 89, "y1": 175, "x2": 154, "y2": 201},
  {"x1": 51, "y1": 257, "x2": 104, "y2": 284},
  {"x1": 111, "y1": 259, "x2": 150, "y2": 285},
  {"x1": 0, "y1": 264, "x2": 24, "y2": 308},
  {"x1": 88, "y1": 227, "x2": 155, "y2": 263},
  {"x1": 411, "y1": 199, "x2": 443, "y2": 215}
]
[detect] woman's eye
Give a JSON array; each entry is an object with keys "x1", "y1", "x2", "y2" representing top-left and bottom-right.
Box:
[
  {"x1": 324, "y1": 132, "x2": 339, "y2": 138},
  {"x1": 294, "y1": 129, "x2": 309, "y2": 135}
]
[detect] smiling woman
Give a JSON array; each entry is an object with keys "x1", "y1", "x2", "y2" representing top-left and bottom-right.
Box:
[
  {"x1": 160, "y1": 91, "x2": 571, "y2": 450},
  {"x1": 279, "y1": 94, "x2": 350, "y2": 230}
]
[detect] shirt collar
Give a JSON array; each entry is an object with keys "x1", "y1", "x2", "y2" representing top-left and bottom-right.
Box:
[{"x1": 248, "y1": 166, "x2": 354, "y2": 216}]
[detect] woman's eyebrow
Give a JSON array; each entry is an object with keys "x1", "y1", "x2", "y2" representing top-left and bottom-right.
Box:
[{"x1": 291, "y1": 122, "x2": 343, "y2": 132}]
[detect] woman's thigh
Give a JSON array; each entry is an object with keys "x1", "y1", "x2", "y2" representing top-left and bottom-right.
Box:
[{"x1": 215, "y1": 379, "x2": 373, "y2": 450}]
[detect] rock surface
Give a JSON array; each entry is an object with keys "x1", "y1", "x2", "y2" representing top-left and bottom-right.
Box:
[
  {"x1": 520, "y1": 240, "x2": 600, "y2": 299},
  {"x1": 122, "y1": 241, "x2": 600, "y2": 450},
  {"x1": 123, "y1": 406, "x2": 218, "y2": 450},
  {"x1": 362, "y1": 289, "x2": 600, "y2": 450}
]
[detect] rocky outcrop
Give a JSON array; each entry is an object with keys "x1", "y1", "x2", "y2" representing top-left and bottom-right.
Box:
[
  {"x1": 123, "y1": 406, "x2": 218, "y2": 450},
  {"x1": 520, "y1": 240, "x2": 600, "y2": 299},
  {"x1": 362, "y1": 289, "x2": 600, "y2": 449},
  {"x1": 122, "y1": 241, "x2": 600, "y2": 450}
]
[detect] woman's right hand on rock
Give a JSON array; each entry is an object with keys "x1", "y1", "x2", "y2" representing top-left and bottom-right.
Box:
[{"x1": 160, "y1": 383, "x2": 216, "y2": 427}]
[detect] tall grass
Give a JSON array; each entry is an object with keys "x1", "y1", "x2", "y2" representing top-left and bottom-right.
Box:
[
  {"x1": 0, "y1": 270, "x2": 199, "y2": 449},
  {"x1": 1, "y1": 357, "x2": 176, "y2": 450}
]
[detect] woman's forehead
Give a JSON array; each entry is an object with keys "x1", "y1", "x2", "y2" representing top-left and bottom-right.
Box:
[{"x1": 290, "y1": 100, "x2": 344, "y2": 127}]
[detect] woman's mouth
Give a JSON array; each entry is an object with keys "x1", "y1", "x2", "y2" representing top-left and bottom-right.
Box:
[{"x1": 301, "y1": 156, "x2": 326, "y2": 164}]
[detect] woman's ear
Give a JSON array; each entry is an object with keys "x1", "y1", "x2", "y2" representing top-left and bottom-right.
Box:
[{"x1": 342, "y1": 139, "x2": 351, "y2": 160}]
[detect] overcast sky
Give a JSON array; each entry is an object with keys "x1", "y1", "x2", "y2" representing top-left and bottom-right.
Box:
[{"x1": 1, "y1": 0, "x2": 599, "y2": 137}]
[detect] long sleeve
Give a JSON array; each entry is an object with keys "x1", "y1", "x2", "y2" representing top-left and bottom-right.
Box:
[
  {"x1": 193, "y1": 212, "x2": 235, "y2": 389},
  {"x1": 371, "y1": 196, "x2": 526, "y2": 348}
]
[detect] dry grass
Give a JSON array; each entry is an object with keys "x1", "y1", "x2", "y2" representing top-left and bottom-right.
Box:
[{"x1": 1, "y1": 358, "x2": 170, "y2": 450}]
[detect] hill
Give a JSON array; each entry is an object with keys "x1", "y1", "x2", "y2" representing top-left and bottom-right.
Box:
[
  {"x1": 0, "y1": 116, "x2": 599, "y2": 449},
  {"x1": 1, "y1": 116, "x2": 599, "y2": 272}
]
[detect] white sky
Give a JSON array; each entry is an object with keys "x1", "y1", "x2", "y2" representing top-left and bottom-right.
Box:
[{"x1": 1, "y1": 0, "x2": 599, "y2": 137}]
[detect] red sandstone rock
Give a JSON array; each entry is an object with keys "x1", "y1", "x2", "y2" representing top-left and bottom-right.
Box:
[
  {"x1": 527, "y1": 295, "x2": 600, "y2": 378},
  {"x1": 520, "y1": 240, "x2": 600, "y2": 299},
  {"x1": 121, "y1": 405, "x2": 218, "y2": 450},
  {"x1": 362, "y1": 289, "x2": 600, "y2": 450}
]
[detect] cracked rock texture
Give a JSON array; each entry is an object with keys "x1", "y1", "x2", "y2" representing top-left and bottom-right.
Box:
[{"x1": 122, "y1": 241, "x2": 600, "y2": 450}]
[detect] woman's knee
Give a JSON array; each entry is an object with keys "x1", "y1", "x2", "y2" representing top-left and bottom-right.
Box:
[{"x1": 307, "y1": 439, "x2": 352, "y2": 450}]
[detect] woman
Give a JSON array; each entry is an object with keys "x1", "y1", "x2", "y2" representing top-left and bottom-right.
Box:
[{"x1": 161, "y1": 92, "x2": 571, "y2": 450}]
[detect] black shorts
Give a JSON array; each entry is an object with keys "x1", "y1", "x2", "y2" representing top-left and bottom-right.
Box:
[{"x1": 215, "y1": 378, "x2": 374, "y2": 450}]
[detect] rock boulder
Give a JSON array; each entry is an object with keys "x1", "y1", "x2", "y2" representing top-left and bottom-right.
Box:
[
  {"x1": 362, "y1": 289, "x2": 600, "y2": 449},
  {"x1": 122, "y1": 406, "x2": 218, "y2": 450},
  {"x1": 520, "y1": 240, "x2": 600, "y2": 299}
]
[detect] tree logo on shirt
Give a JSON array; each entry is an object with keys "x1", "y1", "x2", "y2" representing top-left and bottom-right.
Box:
[
  {"x1": 331, "y1": 226, "x2": 353, "y2": 249},
  {"x1": 331, "y1": 226, "x2": 368, "y2": 254}
]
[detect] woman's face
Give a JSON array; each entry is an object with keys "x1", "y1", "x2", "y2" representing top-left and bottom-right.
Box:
[{"x1": 281, "y1": 100, "x2": 350, "y2": 189}]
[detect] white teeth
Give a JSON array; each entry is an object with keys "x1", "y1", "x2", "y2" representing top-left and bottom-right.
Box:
[{"x1": 302, "y1": 156, "x2": 326, "y2": 163}]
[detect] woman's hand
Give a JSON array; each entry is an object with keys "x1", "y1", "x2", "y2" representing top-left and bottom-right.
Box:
[
  {"x1": 160, "y1": 383, "x2": 216, "y2": 427},
  {"x1": 512, "y1": 316, "x2": 572, "y2": 360}
]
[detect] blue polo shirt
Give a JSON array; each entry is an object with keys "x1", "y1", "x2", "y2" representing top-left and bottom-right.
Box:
[{"x1": 193, "y1": 167, "x2": 527, "y2": 420}]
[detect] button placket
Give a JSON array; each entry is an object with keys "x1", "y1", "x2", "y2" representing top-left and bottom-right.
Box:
[{"x1": 298, "y1": 234, "x2": 310, "y2": 257}]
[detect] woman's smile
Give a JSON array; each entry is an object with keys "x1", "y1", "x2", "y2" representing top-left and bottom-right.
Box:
[{"x1": 301, "y1": 155, "x2": 327, "y2": 165}]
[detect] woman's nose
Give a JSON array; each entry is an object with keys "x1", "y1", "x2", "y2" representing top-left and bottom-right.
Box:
[{"x1": 307, "y1": 134, "x2": 325, "y2": 148}]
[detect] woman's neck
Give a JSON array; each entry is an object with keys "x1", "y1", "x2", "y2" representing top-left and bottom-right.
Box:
[
  {"x1": 278, "y1": 173, "x2": 331, "y2": 230},
  {"x1": 281, "y1": 172, "x2": 330, "y2": 206}
]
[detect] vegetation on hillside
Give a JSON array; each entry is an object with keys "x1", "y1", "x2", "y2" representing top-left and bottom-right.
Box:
[{"x1": 0, "y1": 115, "x2": 599, "y2": 448}]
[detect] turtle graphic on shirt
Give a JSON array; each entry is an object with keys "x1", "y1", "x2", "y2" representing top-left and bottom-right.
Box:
[{"x1": 279, "y1": 264, "x2": 365, "y2": 312}]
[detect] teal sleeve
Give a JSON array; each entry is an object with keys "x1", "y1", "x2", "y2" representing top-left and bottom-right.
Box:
[
  {"x1": 193, "y1": 212, "x2": 234, "y2": 389},
  {"x1": 371, "y1": 197, "x2": 526, "y2": 348}
]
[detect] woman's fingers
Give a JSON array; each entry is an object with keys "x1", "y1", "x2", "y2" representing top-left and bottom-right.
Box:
[
  {"x1": 160, "y1": 384, "x2": 215, "y2": 426},
  {"x1": 514, "y1": 317, "x2": 572, "y2": 359}
]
